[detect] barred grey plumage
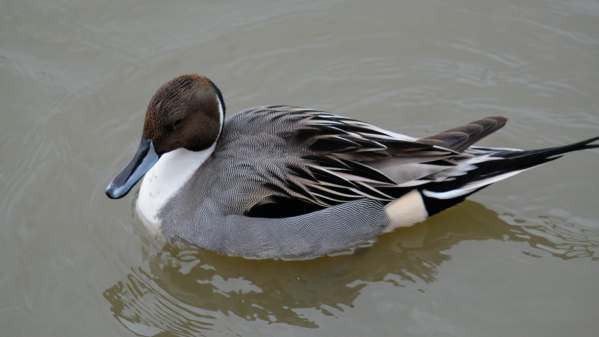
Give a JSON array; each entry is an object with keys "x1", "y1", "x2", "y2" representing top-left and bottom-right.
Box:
[{"x1": 162, "y1": 198, "x2": 388, "y2": 260}]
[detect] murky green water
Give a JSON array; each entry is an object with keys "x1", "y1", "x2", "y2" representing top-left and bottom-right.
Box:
[{"x1": 1, "y1": 0, "x2": 599, "y2": 336}]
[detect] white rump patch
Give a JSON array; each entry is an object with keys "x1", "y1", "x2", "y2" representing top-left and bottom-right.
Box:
[{"x1": 384, "y1": 190, "x2": 429, "y2": 232}]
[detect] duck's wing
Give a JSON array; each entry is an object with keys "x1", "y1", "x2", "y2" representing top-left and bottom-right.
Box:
[{"x1": 246, "y1": 106, "x2": 492, "y2": 214}]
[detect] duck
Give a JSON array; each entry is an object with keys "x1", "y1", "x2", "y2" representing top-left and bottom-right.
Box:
[{"x1": 105, "y1": 74, "x2": 599, "y2": 260}]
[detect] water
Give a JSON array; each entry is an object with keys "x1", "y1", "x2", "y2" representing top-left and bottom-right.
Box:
[{"x1": 1, "y1": 0, "x2": 598, "y2": 336}]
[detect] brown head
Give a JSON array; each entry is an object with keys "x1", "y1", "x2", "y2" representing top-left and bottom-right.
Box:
[
  {"x1": 105, "y1": 74, "x2": 225, "y2": 199},
  {"x1": 143, "y1": 74, "x2": 225, "y2": 154}
]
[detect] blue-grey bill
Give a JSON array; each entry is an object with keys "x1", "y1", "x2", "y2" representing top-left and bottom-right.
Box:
[{"x1": 105, "y1": 138, "x2": 159, "y2": 199}]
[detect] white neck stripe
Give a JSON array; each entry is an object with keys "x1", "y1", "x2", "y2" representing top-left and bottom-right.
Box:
[{"x1": 215, "y1": 91, "x2": 225, "y2": 137}]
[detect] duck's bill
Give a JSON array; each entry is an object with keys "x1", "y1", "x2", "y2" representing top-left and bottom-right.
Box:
[{"x1": 105, "y1": 138, "x2": 159, "y2": 199}]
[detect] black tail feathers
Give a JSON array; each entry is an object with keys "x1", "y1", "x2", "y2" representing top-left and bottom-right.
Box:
[
  {"x1": 496, "y1": 136, "x2": 599, "y2": 171},
  {"x1": 420, "y1": 136, "x2": 598, "y2": 216}
]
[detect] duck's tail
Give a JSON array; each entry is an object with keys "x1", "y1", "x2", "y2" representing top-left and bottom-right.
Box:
[{"x1": 419, "y1": 136, "x2": 599, "y2": 215}]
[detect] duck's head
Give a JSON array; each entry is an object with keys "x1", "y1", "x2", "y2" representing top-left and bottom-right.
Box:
[{"x1": 105, "y1": 74, "x2": 225, "y2": 199}]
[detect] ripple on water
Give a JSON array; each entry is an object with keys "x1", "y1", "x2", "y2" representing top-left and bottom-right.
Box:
[{"x1": 103, "y1": 201, "x2": 599, "y2": 336}]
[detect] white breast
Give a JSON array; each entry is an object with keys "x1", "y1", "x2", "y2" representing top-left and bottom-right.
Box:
[{"x1": 136, "y1": 146, "x2": 216, "y2": 235}]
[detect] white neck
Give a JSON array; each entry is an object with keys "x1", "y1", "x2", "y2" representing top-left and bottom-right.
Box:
[
  {"x1": 136, "y1": 95, "x2": 225, "y2": 235},
  {"x1": 136, "y1": 145, "x2": 215, "y2": 234}
]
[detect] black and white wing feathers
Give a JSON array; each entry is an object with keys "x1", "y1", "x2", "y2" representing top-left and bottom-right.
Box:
[
  {"x1": 244, "y1": 106, "x2": 471, "y2": 212},
  {"x1": 239, "y1": 106, "x2": 599, "y2": 219}
]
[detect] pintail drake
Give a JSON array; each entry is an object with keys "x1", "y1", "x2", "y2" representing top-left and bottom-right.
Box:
[{"x1": 106, "y1": 74, "x2": 599, "y2": 260}]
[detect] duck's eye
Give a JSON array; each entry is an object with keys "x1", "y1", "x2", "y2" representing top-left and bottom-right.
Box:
[{"x1": 171, "y1": 119, "x2": 183, "y2": 131}]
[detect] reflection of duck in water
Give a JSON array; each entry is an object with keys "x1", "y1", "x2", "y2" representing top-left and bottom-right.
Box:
[
  {"x1": 105, "y1": 74, "x2": 598, "y2": 259},
  {"x1": 103, "y1": 202, "x2": 598, "y2": 336}
]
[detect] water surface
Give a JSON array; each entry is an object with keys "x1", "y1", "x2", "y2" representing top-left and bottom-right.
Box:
[{"x1": 1, "y1": 0, "x2": 598, "y2": 336}]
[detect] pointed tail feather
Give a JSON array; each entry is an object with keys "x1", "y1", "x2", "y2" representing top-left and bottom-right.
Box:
[
  {"x1": 420, "y1": 136, "x2": 599, "y2": 215},
  {"x1": 470, "y1": 136, "x2": 599, "y2": 181},
  {"x1": 500, "y1": 136, "x2": 599, "y2": 161}
]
